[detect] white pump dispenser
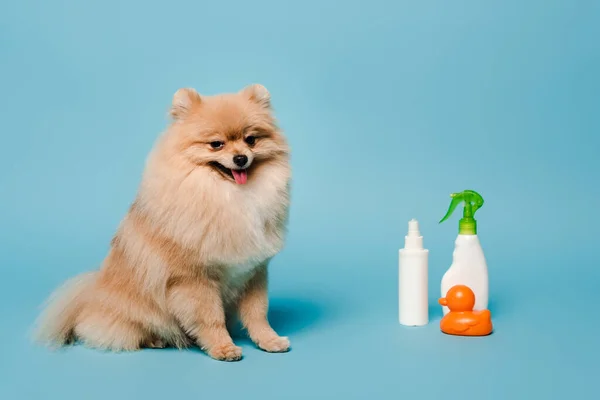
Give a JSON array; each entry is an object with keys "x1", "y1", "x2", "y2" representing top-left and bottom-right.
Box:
[{"x1": 398, "y1": 219, "x2": 429, "y2": 326}]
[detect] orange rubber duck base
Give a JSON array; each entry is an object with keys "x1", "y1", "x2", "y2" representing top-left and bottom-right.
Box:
[{"x1": 439, "y1": 285, "x2": 493, "y2": 336}]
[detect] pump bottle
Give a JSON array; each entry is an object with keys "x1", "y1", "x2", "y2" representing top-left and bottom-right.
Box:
[
  {"x1": 439, "y1": 190, "x2": 488, "y2": 315},
  {"x1": 399, "y1": 219, "x2": 429, "y2": 326}
]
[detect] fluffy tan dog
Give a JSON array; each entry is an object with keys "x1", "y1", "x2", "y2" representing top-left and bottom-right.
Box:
[{"x1": 34, "y1": 84, "x2": 291, "y2": 361}]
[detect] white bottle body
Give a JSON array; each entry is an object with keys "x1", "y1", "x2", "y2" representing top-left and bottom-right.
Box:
[
  {"x1": 441, "y1": 234, "x2": 488, "y2": 315},
  {"x1": 399, "y1": 248, "x2": 429, "y2": 326}
]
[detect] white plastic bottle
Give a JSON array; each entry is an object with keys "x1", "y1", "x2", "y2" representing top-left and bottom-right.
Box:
[
  {"x1": 439, "y1": 190, "x2": 488, "y2": 315},
  {"x1": 398, "y1": 219, "x2": 429, "y2": 326}
]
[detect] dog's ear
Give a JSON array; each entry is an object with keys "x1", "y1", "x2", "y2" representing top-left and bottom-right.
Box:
[
  {"x1": 170, "y1": 88, "x2": 201, "y2": 119},
  {"x1": 241, "y1": 84, "x2": 271, "y2": 108}
]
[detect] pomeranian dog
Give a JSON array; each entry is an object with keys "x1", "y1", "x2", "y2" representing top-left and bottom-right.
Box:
[{"x1": 34, "y1": 84, "x2": 291, "y2": 361}]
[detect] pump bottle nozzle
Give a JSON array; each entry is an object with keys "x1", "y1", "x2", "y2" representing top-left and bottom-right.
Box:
[
  {"x1": 439, "y1": 190, "x2": 484, "y2": 235},
  {"x1": 404, "y1": 218, "x2": 424, "y2": 249}
]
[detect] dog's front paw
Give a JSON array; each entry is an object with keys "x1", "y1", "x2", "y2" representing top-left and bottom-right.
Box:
[
  {"x1": 258, "y1": 336, "x2": 290, "y2": 353},
  {"x1": 208, "y1": 342, "x2": 243, "y2": 361}
]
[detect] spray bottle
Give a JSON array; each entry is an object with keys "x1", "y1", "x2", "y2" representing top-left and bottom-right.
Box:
[
  {"x1": 399, "y1": 219, "x2": 429, "y2": 326},
  {"x1": 439, "y1": 190, "x2": 488, "y2": 315}
]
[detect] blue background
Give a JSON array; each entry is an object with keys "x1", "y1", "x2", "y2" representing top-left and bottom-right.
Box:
[{"x1": 1, "y1": 1, "x2": 599, "y2": 399}]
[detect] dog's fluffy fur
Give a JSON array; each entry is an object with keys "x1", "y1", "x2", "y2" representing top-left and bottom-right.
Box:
[{"x1": 34, "y1": 84, "x2": 291, "y2": 361}]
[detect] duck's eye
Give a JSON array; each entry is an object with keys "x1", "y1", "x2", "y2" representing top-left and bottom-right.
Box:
[
  {"x1": 244, "y1": 136, "x2": 256, "y2": 146},
  {"x1": 210, "y1": 141, "x2": 224, "y2": 149}
]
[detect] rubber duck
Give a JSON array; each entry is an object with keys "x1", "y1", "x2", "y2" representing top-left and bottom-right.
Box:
[{"x1": 438, "y1": 284, "x2": 493, "y2": 336}]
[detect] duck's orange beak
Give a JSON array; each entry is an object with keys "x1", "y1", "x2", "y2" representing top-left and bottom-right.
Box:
[{"x1": 438, "y1": 298, "x2": 447, "y2": 306}]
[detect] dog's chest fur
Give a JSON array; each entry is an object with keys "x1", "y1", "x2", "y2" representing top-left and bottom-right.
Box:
[
  {"x1": 157, "y1": 166, "x2": 287, "y2": 258},
  {"x1": 137, "y1": 159, "x2": 289, "y2": 300},
  {"x1": 219, "y1": 259, "x2": 260, "y2": 303},
  {"x1": 206, "y1": 174, "x2": 289, "y2": 300}
]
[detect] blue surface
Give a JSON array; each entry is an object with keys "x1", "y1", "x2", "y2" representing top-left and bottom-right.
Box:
[{"x1": 1, "y1": 1, "x2": 599, "y2": 399}]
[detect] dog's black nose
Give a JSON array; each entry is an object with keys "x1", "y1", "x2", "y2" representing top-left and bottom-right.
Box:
[{"x1": 233, "y1": 155, "x2": 248, "y2": 168}]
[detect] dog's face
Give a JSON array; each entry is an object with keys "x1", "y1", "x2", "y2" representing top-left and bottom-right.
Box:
[{"x1": 168, "y1": 84, "x2": 288, "y2": 185}]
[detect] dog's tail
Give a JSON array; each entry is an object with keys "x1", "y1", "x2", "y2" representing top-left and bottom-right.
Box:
[{"x1": 33, "y1": 271, "x2": 98, "y2": 347}]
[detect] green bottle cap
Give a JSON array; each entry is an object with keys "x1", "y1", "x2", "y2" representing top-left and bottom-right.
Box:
[{"x1": 439, "y1": 190, "x2": 484, "y2": 235}]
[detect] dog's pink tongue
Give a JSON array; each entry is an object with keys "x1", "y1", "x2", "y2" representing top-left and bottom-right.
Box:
[{"x1": 232, "y1": 169, "x2": 248, "y2": 184}]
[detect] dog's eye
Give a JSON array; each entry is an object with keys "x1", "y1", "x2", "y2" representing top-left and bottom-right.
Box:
[
  {"x1": 244, "y1": 136, "x2": 256, "y2": 146},
  {"x1": 210, "y1": 141, "x2": 224, "y2": 149}
]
